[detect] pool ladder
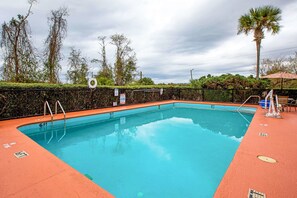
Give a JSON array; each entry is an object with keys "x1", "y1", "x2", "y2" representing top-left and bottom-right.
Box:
[{"x1": 44, "y1": 100, "x2": 66, "y2": 121}]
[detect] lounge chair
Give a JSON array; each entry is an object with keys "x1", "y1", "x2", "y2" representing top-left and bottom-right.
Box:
[
  {"x1": 288, "y1": 99, "x2": 297, "y2": 111},
  {"x1": 277, "y1": 96, "x2": 289, "y2": 112}
]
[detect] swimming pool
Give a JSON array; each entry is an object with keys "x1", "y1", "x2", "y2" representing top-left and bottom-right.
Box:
[{"x1": 19, "y1": 103, "x2": 255, "y2": 197}]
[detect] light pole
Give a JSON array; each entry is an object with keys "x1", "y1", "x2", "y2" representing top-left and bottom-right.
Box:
[{"x1": 190, "y1": 69, "x2": 194, "y2": 80}]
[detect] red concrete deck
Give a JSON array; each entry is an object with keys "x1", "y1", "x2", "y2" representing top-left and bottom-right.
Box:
[
  {"x1": 0, "y1": 100, "x2": 296, "y2": 197},
  {"x1": 214, "y1": 103, "x2": 297, "y2": 197}
]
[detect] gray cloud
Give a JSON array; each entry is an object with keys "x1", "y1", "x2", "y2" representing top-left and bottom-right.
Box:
[{"x1": 1, "y1": 0, "x2": 297, "y2": 83}]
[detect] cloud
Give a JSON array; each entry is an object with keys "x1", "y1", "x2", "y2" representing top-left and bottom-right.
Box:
[{"x1": 1, "y1": 0, "x2": 297, "y2": 83}]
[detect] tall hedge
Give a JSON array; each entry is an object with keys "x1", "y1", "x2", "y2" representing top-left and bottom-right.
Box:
[{"x1": 0, "y1": 84, "x2": 296, "y2": 120}]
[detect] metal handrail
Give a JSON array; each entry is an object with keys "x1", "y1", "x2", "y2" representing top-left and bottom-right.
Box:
[
  {"x1": 55, "y1": 100, "x2": 66, "y2": 119},
  {"x1": 275, "y1": 95, "x2": 280, "y2": 110},
  {"x1": 264, "y1": 90, "x2": 271, "y2": 109},
  {"x1": 265, "y1": 89, "x2": 281, "y2": 118},
  {"x1": 44, "y1": 101, "x2": 53, "y2": 122},
  {"x1": 237, "y1": 95, "x2": 261, "y2": 111}
]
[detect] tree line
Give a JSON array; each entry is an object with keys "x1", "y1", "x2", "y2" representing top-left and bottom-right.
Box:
[{"x1": 0, "y1": 1, "x2": 147, "y2": 85}]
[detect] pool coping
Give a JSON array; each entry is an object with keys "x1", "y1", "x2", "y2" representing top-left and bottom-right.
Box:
[{"x1": 0, "y1": 100, "x2": 296, "y2": 197}]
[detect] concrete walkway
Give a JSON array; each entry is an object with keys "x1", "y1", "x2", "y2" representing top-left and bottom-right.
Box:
[{"x1": 1, "y1": 100, "x2": 296, "y2": 197}]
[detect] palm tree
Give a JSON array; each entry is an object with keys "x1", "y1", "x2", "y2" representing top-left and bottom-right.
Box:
[{"x1": 238, "y1": 5, "x2": 281, "y2": 79}]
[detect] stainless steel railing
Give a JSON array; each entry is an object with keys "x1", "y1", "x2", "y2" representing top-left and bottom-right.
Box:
[
  {"x1": 55, "y1": 100, "x2": 66, "y2": 119},
  {"x1": 44, "y1": 101, "x2": 53, "y2": 122},
  {"x1": 237, "y1": 95, "x2": 261, "y2": 112}
]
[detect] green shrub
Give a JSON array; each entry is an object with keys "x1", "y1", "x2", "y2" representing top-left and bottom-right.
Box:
[
  {"x1": 190, "y1": 74, "x2": 269, "y2": 89},
  {"x1": 134, "y1": 77, "x2": 155, "y2": 85}
]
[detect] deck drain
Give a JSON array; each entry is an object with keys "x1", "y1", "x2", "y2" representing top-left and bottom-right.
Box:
[
  {"x1": 259, "y1": 132, "x2": 268, "y2": 137},
  {"x1": 248, "y1": 189, "x2": 266, "y2": 198},
  {"x1": 257, "y1": 155, "x2": 277, "y2": 163},
  {"x1": 14, "y1": 151, "x2": 29, "y2": 159},
  {"x1": 259, "y1": 124, "x2": 268, "y2": 127}
]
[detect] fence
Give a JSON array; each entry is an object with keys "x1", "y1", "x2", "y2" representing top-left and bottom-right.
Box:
[{"x1": 0, "y1": 87, "x2": 296, "y2": 120}]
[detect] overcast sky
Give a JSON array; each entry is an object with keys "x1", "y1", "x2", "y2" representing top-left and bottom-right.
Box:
[{"x1": 1, "y1": 0, "x2": 297, "y2": 83}]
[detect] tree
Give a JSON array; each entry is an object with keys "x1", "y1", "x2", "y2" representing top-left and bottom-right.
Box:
[
  {"x1": 92, "y1": 36, "x2": 113, "y2": 80},
  {"x1": 288, "y1": 52, "x2": 297, "y2": 74},
  {"x1": 238, "y1": 5, "x2": 281, "y2": 79},
  {"x1": 110, "y1": 34, "x2": 137, "y2": 85},
  {"x1": 260, "y1": 57, "x2": 287, "y2": 75},
  {"x1": 123, "y1": 55, "x2": 137, "y2": 84},
  {"x1": 0, "y1": 0, "x2": 39, "y2": 82},
  {"x1": 96, "y1": 76, "x2": 114, "y2": 86},
  {"x1": 43, "y1": 7, "x2": 68, "y2": 83},
  {"x1": 190, "y1": 74, "x2": 268, "y2": 89},
  {"x1": 67, "y1": 48, "x2": 88, "y2": 84},
  {"x1": 260, "y1": 52, "x2": 297, "y2": 75},
  {"x1": 137, "y1": 77, "x2": 154, "y2": 85}
]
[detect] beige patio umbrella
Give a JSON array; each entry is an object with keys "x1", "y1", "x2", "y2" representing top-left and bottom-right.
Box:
[{"x1": 261, "y1": 72, "x2": 297, "y2": 89}]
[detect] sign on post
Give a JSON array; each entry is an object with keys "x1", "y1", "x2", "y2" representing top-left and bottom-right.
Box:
[
  {"x1": 114, "y1": 88, "x2": 119, "y2": 96},
  {"x1": 120, "y1": 93, "x2": 126, "y2": 105}
]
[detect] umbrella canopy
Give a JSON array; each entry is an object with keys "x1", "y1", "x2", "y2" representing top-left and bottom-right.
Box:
[
  {"x1": 261, "y1": 72, "x2": 297, "y2": 79},
  {"x1": 261, "y1": 72, "x2": 297, "y2": 89}
]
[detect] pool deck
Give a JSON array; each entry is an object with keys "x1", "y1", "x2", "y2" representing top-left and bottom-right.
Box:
[{"x1": 0, "y1": 100, "x2": 296, "y2": 197}]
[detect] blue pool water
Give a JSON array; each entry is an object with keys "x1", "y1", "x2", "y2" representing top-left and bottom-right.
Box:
[{"x1": 19, "y1": 103, "x2": 255, "y2": 198}]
